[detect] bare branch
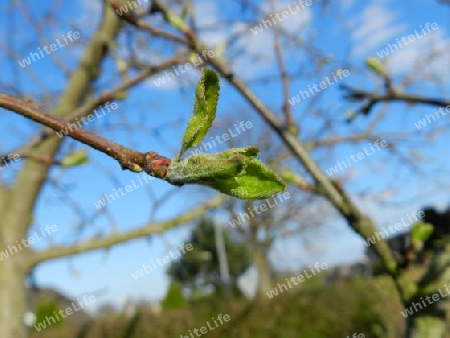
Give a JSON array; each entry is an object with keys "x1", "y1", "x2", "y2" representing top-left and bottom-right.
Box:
[
  {"x1": 0, "y1": 53, "x2": 185, "y2": 165},
  {"x1": 269, "y1": 0, "x2": 294, "y2": 131},
  {"x1": 0, "y1": 93, "x2": 152, "y2": 173},
  {"x1": 28, "y1": 194, "x2": 225, "y2": 268},
  {"x1": 342, "y1": 85, "x2": 450, "y2": 116}
]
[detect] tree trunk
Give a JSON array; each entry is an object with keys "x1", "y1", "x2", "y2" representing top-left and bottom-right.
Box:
[
  {"x1": 253, "y1": 249, "x2": 272, "y2": 297},
  {"x1": 0, "y1": 236, "x2": 29, "y2": 337}
]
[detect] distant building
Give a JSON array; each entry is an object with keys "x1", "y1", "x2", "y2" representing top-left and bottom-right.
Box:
[
  {"x1": 148, "y1": 302, "x2": 162, "y2": 315},
  {"x1": 325, "y1": 260, "x2": 372, "y2": 284},
  {"x1": 123, "y1": 297, "x2": 136, "y2": 319},
  {"x1": 365, "y1": 232, "x2": 411, "y2": 265}
]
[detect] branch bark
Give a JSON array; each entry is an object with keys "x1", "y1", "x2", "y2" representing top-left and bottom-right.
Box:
[
  {"x1": 0, "y1": 93, "x2": 147, "y2": 172},
  {"x1": 29, "y1": 194, "x2": 225, "y2": 268},
  {"x1": 342, "y1": 85, "x2": 450, "y2": 116},
  {"x1": 0, "y1": 53, "x2": 185, "y2": 165},
  {"x1": 0, "y1": 93, "x2": 176, "y2": 179}
]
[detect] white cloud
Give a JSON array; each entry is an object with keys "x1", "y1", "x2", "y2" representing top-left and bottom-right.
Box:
[
  {"x1": 188, "y1": 0, "x2": 311, "y2": 77},
  {"x1": 195, "y1": 1, "x2": 230, "y2": 47},
  {"x1": 230, "y1": 0, "x2": 311, "y2": 76},
  {"x1": 145, "y1": 65, "x2": 203, "y2": 90},
  {"x1": 352, "y1": 1, "x2": 407, "y2": 56},
  {"x1": 350, "y1": 1, "x2": 450, "y2": 82},
  {"x1": 385, "y1": 27, "x2": 450, "y2": 77}
]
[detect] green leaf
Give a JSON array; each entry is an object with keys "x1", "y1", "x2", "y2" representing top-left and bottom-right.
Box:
[
  {"x1": 164, "y1": 11, "x2": 186, "y2": 31},
  {"x1": 210, "y1": 146, "x2": 259, "y2": 160},
  {"x1": 166, "y1": 147, "x2": 258, "y2": 185},
  {"x1": 166, "y1": 152, "x2": 246, "y2": 186},
  {"x1": 365, "y1": 57, "x2": 385, "y2": 75},
  {"x1": 177, "y1": 68, "x2": 220, "y2": 159},
  {"x1": 411, "y1": 222, "x2": 434, "y2": 247},
  {"x1": 61, "y1": 149, "x2": 88, "y2": 167},
  {"x1": 166, "y1": 147, "x2": 286, "y2": 200},
  {"x1": 180, "y1": 5, "x2": 189, "y2": 20},
  {"x1": 206, "y1": 159, "x2": 286, "y2": 200},
  {"x1": 280, "y1": 167, "x2": 298, "y2": 184}
]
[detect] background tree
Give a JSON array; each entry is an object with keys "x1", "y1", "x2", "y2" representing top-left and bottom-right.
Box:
[
  {"x1": 168, "y1": 217, "x2": 251, "y2": 299},
  {"x1": 161, "y1": 281, "x2": 187, "y2": 310}
]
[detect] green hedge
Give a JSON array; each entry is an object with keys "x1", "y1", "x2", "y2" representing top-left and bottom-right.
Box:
[{"x1": 31, "y1": 277, "x2": 405, "y2": 338}]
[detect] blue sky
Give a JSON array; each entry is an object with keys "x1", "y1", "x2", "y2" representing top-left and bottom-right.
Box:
[{"x1": 1, "y1": 0, "x2": 449, "y2": 312}]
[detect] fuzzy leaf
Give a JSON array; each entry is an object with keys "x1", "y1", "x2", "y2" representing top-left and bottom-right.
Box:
[
  {"x1": 178, "y1": 69, "x2": 219, "y2": 159},
  {"x1": 166, "y1": 152, "x2": 246, "y2": 186},
  {"x1": 210, "y1": 146, "x2": 259, "y2": 160},
  {"x1": 167, "y1": 147, "x2": 259, "y2": 185},
  {"x1": 206, "y1": 159, "x2": 286, "y2": 200},
  {"x1": 166, "y1": 147, "x2": 286, "y2": 200}
]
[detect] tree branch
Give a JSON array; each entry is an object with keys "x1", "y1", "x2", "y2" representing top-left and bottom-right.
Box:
[
  {"x1": 0, "y1": 92, "x2": 187, "y2": 185},
  {"x1": 342, "y1": 85, "x2": 450, "y2": 116},
  {"x1": 270, "y1": 0, "x2": 294, "y2": 132},
  {"x1": 28, "y1": 194, "x2": 225, "y2": 268},
  {"x1": 106, "y1": 0, "x2": 189, "y2": 45},
  {"x1": 0, "y1": 53, "x2": 185, "y2": 165},
  {"x1": 0, "y1": 93, "x2": 154, "y2": 173}
]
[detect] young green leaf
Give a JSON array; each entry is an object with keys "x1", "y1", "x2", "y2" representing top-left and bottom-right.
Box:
[
  {"x1": 177, "y1": 68, "x2": 220, "y2": 160},
  {"x1": 165, "y1": 147, "x2": 285, "y2": 200},
  {"x1": 180, "y1": 4, "x2": 189, "y2": 20},
  {"x1": 165, "y1": 152, "x2": 246, "y2": 186},
  {"x1": 163, "y1": 11, "x2": 186, "y2": 31},
  {"x1": 61, "y1": 149, "x2": 88, "y2": 167},
  {"x1": 365, "y1": 57, "x2": 385, "y2": 75},
  {"x1": 206, "y1": 159, "x2": 286, "y2": 200},
  {"x1": 411, "y1": 222, "x2": 434, "y2": 247},
  {"x1": 207, "y1": 146, "x2": 259, "y2": 161},
  {"x1": 166, "y1": 147, "x2": 259, "y2": 186},
  {"x1": 280, "y1": 167, "x2": 298, "y2": 184}
]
